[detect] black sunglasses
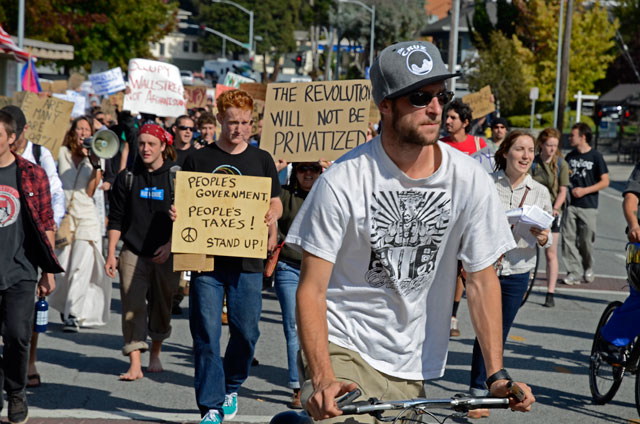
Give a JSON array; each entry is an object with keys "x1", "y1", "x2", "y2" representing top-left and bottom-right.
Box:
[
  {"x1": 177, "y1": 125, "x2": 195, "y2": 131},
  {"x1": 406, "y1": 90, "x2": 454, "y2": 108},
  {"x1": 297, "y1": 165, "x2": 322, "y2": 173}
]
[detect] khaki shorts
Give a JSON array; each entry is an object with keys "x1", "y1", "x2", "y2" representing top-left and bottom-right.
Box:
[{"x1": 299, "y1": 342, "x2": 424, "y2": 424}]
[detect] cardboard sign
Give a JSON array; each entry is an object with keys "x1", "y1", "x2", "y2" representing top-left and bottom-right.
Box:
[
  {"x1": 68, "y1": 73, "x2": 85, "y2": 90},
  {"x1": 462, "y1": 86, "x2": 495, "y2": 120},
  {"x1": 51, "y1": 80, "x2": 68, "y2": 94},
  {"x1": 123, "y1": 58, "x2": 186, "y2": 117},
  {"x1": 173, "y1": 253, "x2": 214, "y2": 272},
  {"x1": 39, "y1": 81, "x2": 52, "y2": 93},
  {"x1": 368, "y1": 99, "x2": 380, "y2": 124},
  {"x1": 222, "y1": 72, "x2": 255, "y2": 88},
  {"x1": 109, "y1": 91, "x2": 125, "y2": 110},
  {"x1": 185, "y1": 86, "x2": 208, "y2": 109},
  {"x1": 240, "y1": 83, "x2": 267, "y2": 101},
  {"x1": 19, "y1": 92, "x2": 73, "y2": 158},
  {"x1": 0, "y1": 96, "x2": 12, "y2": 108},
  {"x1": 52, "y1": 90, "x2": 87, "y2": 118},
  {"x1": 89, "y1": 67, "x2": 127, "y2": 95},
  {"x1": 261, "y1": 79, "x2": 371, "y2": 162},
  {"x1": 171, "y1": 171, "x2": 272, "y2": 259}
]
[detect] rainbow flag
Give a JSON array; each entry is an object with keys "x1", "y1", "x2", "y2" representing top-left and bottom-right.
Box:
[{"x1": 21, "y1": 56, "x2": 41, "y2": 93}]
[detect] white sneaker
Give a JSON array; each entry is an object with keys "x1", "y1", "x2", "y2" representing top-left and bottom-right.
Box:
[
  {"x1": 584, "y1": 268, "x2": 595, "y2": 283},
  {"x1": 200, "y1": 410, "x2": 222, "y2": 424},
  {"x1": 562, "y1": 273, "x2": 581, "y2": 285},
  {"x1": 450, "y1": 317, "x2": 460, "y2": 337}
]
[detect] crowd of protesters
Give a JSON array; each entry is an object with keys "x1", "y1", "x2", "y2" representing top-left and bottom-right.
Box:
[{"x1": 0, "y1": 38, "x2": 621, "y2": 424}]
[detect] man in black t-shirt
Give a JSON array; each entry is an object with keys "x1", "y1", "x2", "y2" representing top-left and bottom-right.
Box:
[
  {"x1": 180, "y1": 89, "x2": 282, "y2": 424},
  {"x1": 561, "y1": 123, "x2": 610, "y2": 285},
  {"x1": 172, "y1": 115, "x2": 195, "y2": 167}
]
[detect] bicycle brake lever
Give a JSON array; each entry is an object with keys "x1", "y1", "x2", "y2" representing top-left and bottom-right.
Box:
[{"x1": 336, "y1": 388, "x2": 363, "y2": 409}]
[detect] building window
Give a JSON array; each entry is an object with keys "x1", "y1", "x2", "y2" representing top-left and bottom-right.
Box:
[
  {"x1": 159, "y1": 43, "x2": 165, "y2": 56},
  {"x1": 192, "y1": 41, "x2": 198, "y2": 53},
  {"x1": 183, "y1": 40, "x2": 190, "y2": 52}
]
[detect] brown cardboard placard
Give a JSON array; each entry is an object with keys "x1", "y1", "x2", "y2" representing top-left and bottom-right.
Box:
[
  {"x1": 173, "y1": 253, "x2": 214, "y2": 272},
  {"x1": 368, "y1": 99, "x2": 380, "y2": 124},
  {"x1": 51, "y1": 80, "x2": 68, "y2": 94},
  {"x1": 19, "y1": 92, "x2": 73, "y2": 158},
  {"x1": 185, "y1": 86, "x2": 208, "y2": 109},
  {"x1": 171, "y1": 171, "x2": 272, "y2": 259},
  {"x1": 462, "y1": 85, "x2": 495, "y2": 120},
  {"x1": 240, "y1": 83, "x2": 267, "y2": 101},
  {"x1": 0, "y1": 96, "x2": 13, "y2": 108},
  {"x1": 260, "y1": 80, "x2": 371, "y2": 162},
  {"x1": 68, "y1": 72, "x2": 85, "y2": 90},
  {"x1": 109, "y1": 91, "x2": 124, "y2": 111},
  {"x1": 39, "y1": 81, "x2": 52, "y2": 93}
]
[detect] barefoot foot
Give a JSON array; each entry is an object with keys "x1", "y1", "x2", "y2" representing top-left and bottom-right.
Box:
[
  {"x1": 119, "y1": 369, "x2": 143, "y2": 381},
  {"x1": 147, "y1": 356, "x2": 163, "y2": 373}
]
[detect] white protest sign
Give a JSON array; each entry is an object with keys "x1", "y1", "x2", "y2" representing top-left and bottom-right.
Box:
[
  {"x1": 52, "y1": 90, "x2": 87, "y2": 118},
  {"x1": 89, "y1": 67, "x2": 127, "y2": 95},
  {"x1": 123, "y1": 58, "x2": 186, "y2": 117},
  {"x1": 223, "y1": 72, "x2": 255, "y2": 89}
]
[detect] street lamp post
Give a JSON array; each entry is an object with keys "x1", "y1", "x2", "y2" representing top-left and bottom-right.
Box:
[
  {"x1": 212, "y1": 0, "x2": 254, "y2": 59},
  {"x1": 337, "y1": 0, "x2": 375, "y2": 76}
]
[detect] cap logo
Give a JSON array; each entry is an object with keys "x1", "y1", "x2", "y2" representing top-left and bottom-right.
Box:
[{"x1": 397, "y1": 45, "x2": 433, "y2": 76}]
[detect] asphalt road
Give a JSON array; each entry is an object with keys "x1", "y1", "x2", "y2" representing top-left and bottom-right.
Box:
[{"x1": 17, "y1": 154, "x2": 640, "y2": 423}]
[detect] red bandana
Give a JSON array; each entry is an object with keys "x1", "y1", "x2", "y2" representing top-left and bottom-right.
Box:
[{"x1": 139, "y1": 123, "x2": 173, "y2": 145}]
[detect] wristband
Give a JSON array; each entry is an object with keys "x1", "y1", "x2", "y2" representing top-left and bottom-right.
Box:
[
  {"x1": 92, "y1": 162, "x2": 102, "y2": 171},
  {"x1": 485, "y1": 368, "x2": 512, "y2": 390}
]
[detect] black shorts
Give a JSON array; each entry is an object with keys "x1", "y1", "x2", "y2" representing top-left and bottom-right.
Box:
[{"x1": 551, "y1": 214, "x2": 563, "y2": 232}]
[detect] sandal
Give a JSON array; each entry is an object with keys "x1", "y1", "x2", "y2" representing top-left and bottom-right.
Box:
[{"x1": 27, "y1": 373, "x2": 41, "y2": 388}]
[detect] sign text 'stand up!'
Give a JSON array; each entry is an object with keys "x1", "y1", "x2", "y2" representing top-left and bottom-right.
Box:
[
  {"x1": 123, "y1": 59, "x2": 186, "y2": 117},
  {"x1": 261, "y1": 80, "x2": 372, "y2": 162},
  {"x1": 171, "y1": 171, "x2": 271, "y2": 259}
]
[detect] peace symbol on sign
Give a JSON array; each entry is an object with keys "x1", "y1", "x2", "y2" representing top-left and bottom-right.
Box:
[{"x1": 181, "y1": 227, "x2": 198, "y2": 243}]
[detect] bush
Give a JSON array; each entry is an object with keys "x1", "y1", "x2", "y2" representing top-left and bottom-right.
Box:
[{"x1": 505, "y1": 111, "x2": 595, "y2": 132}]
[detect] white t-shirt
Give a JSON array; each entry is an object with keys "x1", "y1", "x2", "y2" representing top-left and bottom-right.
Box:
[{"x1": 286, "y1": 136, "x2": 516, "y2": 380}]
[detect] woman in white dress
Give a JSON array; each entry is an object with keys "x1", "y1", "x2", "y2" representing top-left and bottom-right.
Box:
[{"x1": 49, "y1": 116, "x2": 111, "y2": 332}]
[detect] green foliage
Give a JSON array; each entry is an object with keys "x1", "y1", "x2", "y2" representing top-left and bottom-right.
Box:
[
  {"x1": 507, "y1": 111, "x2": 595, "y2": 131},
  {"x1": 466, "y1": 31, "x2": 534, "y2": 115},
  {"x1": 469, "y1": 1, "x2": 493, "y2": 48},
  {"x1": 0, "y1": 0, "x2": 176, "y2": 71}
]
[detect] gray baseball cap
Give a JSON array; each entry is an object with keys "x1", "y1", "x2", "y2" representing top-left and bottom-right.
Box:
[{"x1": 370, "y1": 41, "x2": 461, "y2": 105}]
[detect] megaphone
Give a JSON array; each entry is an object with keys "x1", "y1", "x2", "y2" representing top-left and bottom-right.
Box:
[{"x1": 82, "y1": 129, "x2": 120, "y2": 159}]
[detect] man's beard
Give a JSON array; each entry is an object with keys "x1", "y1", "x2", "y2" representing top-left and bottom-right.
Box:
[{"x1": 391, "y1": 102, "x2": 440, "y2": 147}]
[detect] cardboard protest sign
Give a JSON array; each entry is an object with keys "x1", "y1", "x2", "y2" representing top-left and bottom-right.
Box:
[
  {"x1": 462, "y1": 85, "x2": 495, "y2": 120},
  {"x1": 171, "y1": 172, "x2": 272, "y2": 259},
  {"x1": 0, "y1": 96, "x2": 12, "y2": 108},
  {"x1": 109, "y1": 91, "x2": 125, "y2": 110},
  {"x1": 52, "y1": 90, "x2": 87, "y2": 118},
  {"x1": 39, "y1": 81, "x2": 52, "y2": 93},
  {"x1": 89, "y1": 67, "x2": 126, "y2": 95},
  {"x1": 185, "y1": 86, "x2": 208, "y2": 109},
  {"x1": 240, "y1": 83, "x2": 267, "y2": 101},
  {"x1": 368, "y1": 99, "x2": 380, "y2": 124},
  {"x1": 222, "y1": 72, "x2": 254, "y2": 88},
  {"x1": 19, "y1": 92, "x2": 73, "y2": 158},
  {"x1": 123, "y1": 58, "x2": 186, "y2": 117},
  {"x1": 51, "y1": 80, "x2": 68, "y2": 93},
  {"x1": 173, "y1": 253, "x2": 214, "y2": 272},
  {"x1": 261, "y1": 79, "x2": 371, "y2": 162},
  {"x1": 68, "y1": 73, "x2": 85, "y2": 90}
]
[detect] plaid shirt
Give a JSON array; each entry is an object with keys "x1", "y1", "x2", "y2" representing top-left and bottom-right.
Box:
[{"x1": 14, "y1": 153, "x2": 62, "y2": 272}]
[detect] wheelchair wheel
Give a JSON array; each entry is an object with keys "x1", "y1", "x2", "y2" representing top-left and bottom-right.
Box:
[
  {"x1": 520, "y1": 247, "x2": 539, "y2": 307},
  {"x1": 589, "y1": 301, "x2": 625, "y2": 404}
]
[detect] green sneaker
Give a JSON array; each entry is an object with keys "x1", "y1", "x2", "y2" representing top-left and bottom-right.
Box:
[
  {"x1": 200, "y1": 410, "x2": 222, "y2": 424},
  {"x1": 222, "y1": 392, "x2": 238, "y2": 419}
]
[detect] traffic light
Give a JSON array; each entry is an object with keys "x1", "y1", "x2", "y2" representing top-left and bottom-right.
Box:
[
  {"x1": 294, "y1": 54, "x2": 302, "y2": 73},
  {"x1": 594, "y1": 105, "x2": 603, "y2": 126}
]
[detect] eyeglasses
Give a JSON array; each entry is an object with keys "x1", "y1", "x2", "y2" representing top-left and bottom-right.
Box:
[
  {"x1": 406, "y1": 90, "x2": 454, "y2": 108},
  {"x1": 177, "y1": 125, "x2": 194, "y2": 131},
  {"x1": 296, "y1": 165, "x2": 322, "y2": 173}
]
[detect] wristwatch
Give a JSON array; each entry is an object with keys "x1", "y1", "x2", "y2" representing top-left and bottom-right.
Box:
[{"x1": 485, "y1": 368, "x2": 512, "y2": 390}]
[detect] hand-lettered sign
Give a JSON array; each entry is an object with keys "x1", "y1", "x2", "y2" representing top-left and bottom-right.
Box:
[
  {"x1": 260, "y1": 80, "x2": 372, "y2": 162},
  {"x1": 123, "y1": 58, "x2": 186, "y2": 117},
  {"x1": 19, "y1": 92, "x2": 73, "y2": 158},
  {"x1": 239, "y1": 83, "x2": 267, "y2": 101},
  {"x1": 223, "y1": 72, "x2": 255, "y2": 89},
  {"x1": 185, "y1": 86, "x2": 208, "y2": 109},
  {"x1": 89, "y1": 67, "x2": 127, "y2": 95},
  {"x1": 171, "y1": 171, "x2": 272, "y2": 259},
  {"x1": 462, "y1": 86, "x2": 495, "y2": 120},
  {"x1": 52, "y1": 90, "x2": 87, "y2": 118}
]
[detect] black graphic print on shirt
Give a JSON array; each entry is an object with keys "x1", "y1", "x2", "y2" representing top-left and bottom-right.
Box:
[{"x1": 366, "y1": 190, "x2": 451, "y2": 296}]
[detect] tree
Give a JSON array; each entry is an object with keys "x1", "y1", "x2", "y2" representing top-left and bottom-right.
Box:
[
  {"x1": 598, "y1": 0, "x2": 640, "y2": 89},
  {"x1": 466, "y1": 31, "x2": 534, "y2": 115},
  {"x1": 0, "y1": 0, "x2": 177, "y2": 71}
]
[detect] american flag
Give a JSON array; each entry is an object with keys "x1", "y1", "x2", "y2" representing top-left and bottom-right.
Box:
[{"x1": 0, "y1": 23, "x2": 29, "y2": 63}]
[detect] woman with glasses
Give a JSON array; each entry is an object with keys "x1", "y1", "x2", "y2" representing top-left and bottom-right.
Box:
[
  {"x1": 49, "y1": 116, "x2": 111, "y2": 333},
  {"x1": 467, "y1": 130, "x2": 552, "y2": 418},
  {"x1": 273, "y1": 161, "x2": 325, "y2": 409}
]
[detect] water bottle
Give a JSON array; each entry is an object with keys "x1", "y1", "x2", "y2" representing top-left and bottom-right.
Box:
[{"x1": 34, "y1": 297, "x2": 48, "y2": 333}]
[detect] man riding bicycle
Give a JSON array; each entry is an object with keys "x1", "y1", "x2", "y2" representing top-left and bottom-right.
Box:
[
  {"x1": 286, "y1": 40, "x2": 535, "y2": 423},
  {"x1": 598, "y1": 164, "x2": 640, "y2": 362}
]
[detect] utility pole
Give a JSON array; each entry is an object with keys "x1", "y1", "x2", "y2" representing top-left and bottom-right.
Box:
[
  {"x1": 557, "y1": 0, "x2": 574, "y2": 132},
  {"x1": 447, "y1": 0, "x2": 460, "y2": 93}
]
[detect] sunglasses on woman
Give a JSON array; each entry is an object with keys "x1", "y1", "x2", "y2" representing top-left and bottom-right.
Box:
[
  {"x1": 405, "y1": 90, "x2": 454, "y2": 108},
  {"x1": 296, "y1": 165, "x2": 322, "y2": 173}
]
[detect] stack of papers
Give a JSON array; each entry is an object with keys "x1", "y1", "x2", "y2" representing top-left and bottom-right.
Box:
[{"x1": 505, "y1": 205, "x2": 554, "y2": 247}]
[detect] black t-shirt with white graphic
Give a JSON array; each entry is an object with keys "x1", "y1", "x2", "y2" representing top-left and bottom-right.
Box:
[
  {"x1": 0, "y1": 161, "x2": 37, "y2": 289},
  {"x1": 183, "y1": 142, "x2": 281, "y2": 273},
  {"x1": 566, "y1": 148, "x2": 609, "y2": 209}
]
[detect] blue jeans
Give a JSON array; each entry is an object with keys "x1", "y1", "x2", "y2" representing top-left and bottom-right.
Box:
[
  {"x1": 469, "y1": 272, "x2": 530, "y2": 393},
  {"x1": 189, "y1": 269, "x2": 262, "y2": 416},
  {"x1": 601, "y1": 284, "x2": 640, "y2": 347},
  {"x1": 274, "y1": 261, "x2": 301, "y2": 389}
]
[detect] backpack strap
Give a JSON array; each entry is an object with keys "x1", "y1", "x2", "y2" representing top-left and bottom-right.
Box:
[
  {"x1": 474, "y1": 136, "x2": 481, "y2": 153},
  {"x1": 32, "y1": 143, "x2": 42, "y2": 166}
]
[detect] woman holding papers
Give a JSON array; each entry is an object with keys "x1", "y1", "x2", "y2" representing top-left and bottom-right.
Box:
[
  {"x1": 531, "y1": 128, "x2": 570, "y2": 307},
  {"x1": 468, "y1": 130, "x2": 552, "y2": 418}
]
